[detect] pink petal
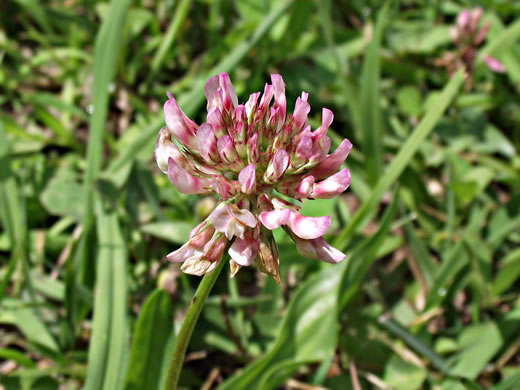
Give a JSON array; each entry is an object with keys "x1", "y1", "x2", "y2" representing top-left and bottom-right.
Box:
[
  {"x1": 154, "y1": 127, "x2": 176, "y2": 173},
  {"x1": 457, "y1": 10, "x2": 471, "y2": 31},
  {"x1": 271, "y1": 74, "x2": 286, "y2": 124},
  {"x1": 209, "y1": 205, "x2": 233, "y2": 234},
  {"x1": 155, "y1": 131, "x2": 197, "y2": 175},
  {"x1": 288, "y1": 211, "x2": 330, "y2": 240},
  {"x1": 294, "y1": 135, "x2": 312, "y2": 164},
  {"x1": 483, "y1": 55, "x2": 505, "y2": 73},
  {"x1": 189, "y1": 224, "x2": 215, "y2": 248},
  {"x1": 219, "y1": 72, "x2": 238, "y2": 110},
  {"x1": 207, "y1": 107, "x2": 224, "y2": 133},
  {"x1": 474, "y1": 22, "x2": 490, "y2": 45},
  {"x1": 247, "y1": 133, "x2": 259, "y2": 164},
  {"x1": 211, "y1": 176, "x2": 238, "y2": 200},
  {"x1": 164, "y1": 93, "x2": 198, "y2": 150},
  {"x1": 232, "y1": 208, "x2": 257, "y2": 229},
  {"x1": 309, "y1": 135, "x2": 331, "y2": 165},
  {"x1": 292, "y1": 236, "x2": 346, "y2": 264},
  {"x1": 204, "y1": 73, "x2": 238, "y2": 113},
  {"x1": 229, "y1": 232, "x2": 259, "y2": 266},
  {"x1": 259, "y1": 84, "x2": 274, "y2": 112},
  {"x1": 312, "y1": 108, "x2": 334, "y2": 140},
  {"x1": 264, "y1": 149, "x2": 289, "y2": 183},
  {"x1": 167, "y1": 158, "x2": 210, "y2": 194},
  {"x1": 450, "y1": 26, "x2": 459, "y2": 43},
  {"x1": 210, "y1": 205, "x2": 256, "y2": 239},
  {"x1": 470, "y1": 7, "x2": 483, "y2": 32},
  {"x1": 310, "y1": 138, "x2": 352, "y2": 179},
  {"x1": 204, "y1": 235, "x2": 228, "y2": 263},
  {"x1": 259, "y1": 209, "x2": 291, "y2": 230},
  {"x1": 293, "y1": 96, "x2": 310, "y2": 128},
  {"x1": 196, "y1": 123, "x2": 218, "y2": 163},
  {"x1": 217, "y1": 135, "x2": 237, "y2": 163},
  {"x1": 271, "y1": 196, "x2": 300, "y2": 211},
  {"x1": 167, "y1": 242, "x2": 202, "y2": 263},
  {"x1": 232, "y1": 104, "x2": 246, "y2": 124},
  {"x1": 311, "y1": 168, "x2": 351, "y2": 199},
  {"x1": 293, "y1": 176, "x2": 315, "y2": 198},
  {"x1": 239, "y1": 164, "x2": 256, "y2": 194},
  {"x1": 245, "y1": 92, "x2": 261, "y2": 119}
]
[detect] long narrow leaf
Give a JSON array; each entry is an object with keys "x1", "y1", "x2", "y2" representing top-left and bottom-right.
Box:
[
  {"x1": 360, "y1": 2, "x2": 389, "y2": 186},
  {"x1": 84, "y1": 207, "x2": 128, "y2": 390}
]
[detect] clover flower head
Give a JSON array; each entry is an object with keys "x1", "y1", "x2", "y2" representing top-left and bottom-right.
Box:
[
  {"x1": 437, "y1": 7, "x2": 504, "y2": 88},
  {"x1": 155, "y1": 72, "x2": 352, "y2": 282}
]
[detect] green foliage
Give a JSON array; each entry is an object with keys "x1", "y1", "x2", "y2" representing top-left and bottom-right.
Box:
[{"x1": 2, "y1": 1, "x2": 520, "y2": 389}]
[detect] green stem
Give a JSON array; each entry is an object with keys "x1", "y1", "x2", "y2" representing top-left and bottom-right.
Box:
[{"x1": 163, "y1": 256, "x2": 227, "y2": 390}]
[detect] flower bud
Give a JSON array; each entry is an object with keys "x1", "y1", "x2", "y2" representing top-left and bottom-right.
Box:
[
  {"x1": 239, "y1": 164, "x2": 256, "y2": 194},
  {"x1": 264, "y1": 149, "x2": 289, "y2": 184},
  {"x1": 196, "y1": 123, "x2": 219, "y2": 163},
  {"x1": 164, "y1": 92, "x2": 198, "y2": 150}
]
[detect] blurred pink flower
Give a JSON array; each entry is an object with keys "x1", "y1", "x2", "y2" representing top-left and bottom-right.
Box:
[
  {"x1": 439, "y1": 7, "x2": 505, "y2": 89},
  {"x1": 155, "y1": 73, "x2": 351, "y2": 282}
]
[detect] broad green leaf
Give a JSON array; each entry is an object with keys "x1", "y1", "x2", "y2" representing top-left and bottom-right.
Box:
[
  {"x1": 0, "y1": 299, "x2": 59, "y2": 352},
  {"x1": 450, "y1": 322, "x2": 503, "y2": 379},
  {"x1": 40, "y1": 172, "x2": 84, "y2": 220},
  {"x1": 124, "y1": 289, "x2": 173, "y2": 390},
  {"x1": 217, "y1": 261, "x2": 347, "y2": 390},
  {"x1": 493, "y1": 249, "x2": 520, "y2": 296},
  {"x1": 383, "y1": 356, "x2": 426, "y2": 390}
]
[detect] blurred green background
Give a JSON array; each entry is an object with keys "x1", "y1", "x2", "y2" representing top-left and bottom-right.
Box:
[{"x1": 1, "y1": 0, "x2": 520, "y2": 389}]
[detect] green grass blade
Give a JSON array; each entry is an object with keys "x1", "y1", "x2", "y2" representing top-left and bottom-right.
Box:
[
  {"x1": 84, "y1": 207, "x2": 128, "y2": 390},
  {"x1": 378, "y1": 317, "x2": 451, "y2": 374},
  {"x1": 338, "y1": 190, "x2": 399, "y2": 310},
  {"x1": 67, "y1": 0, "x2": 132, "y2": 342},
  {"x1": 148, "y1": 0, "x2": 192, "y2": 80},
  {"x1": 0, "y1": 122, "x2": 25, "y2": 255},
  {"x1": 360, "y1": 2, "x2": 389, "y2": 187},
  {"x1": 317, "y1": 0, "x2": 362, "y2": 137},
  {"x1": 83, "y1": 0, "x2": 132, "y2": 223},
  {"x1": 0, "y1": 122, "x2": 26, "y2": 301},
  {"x1": 478, "y1": 18, "x2": 520, "y2": 61},
  {"x1": 334, "y1": 69, "x2": 465, "y2": 249}
]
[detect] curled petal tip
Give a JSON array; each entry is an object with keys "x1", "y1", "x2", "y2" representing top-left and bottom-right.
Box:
[
  {"x1": 167, "y1": 157, "x2": 210, "y2": 195},
  {"x1": 311, "y1": 168, "x2": 350, "y2": 199},
  {"x1": 288, "y1": 212, "x2": 331, "y2": 240},
  {"x1": 310, "y1": 138, "x2": 352, "y2": 179},
  {"x1": 259, "y1": 209, "x2": 291, "y2": 230},
  {"x1": 164, "y1": 95, "x2": 198, "y2": 149},
  {"x1": 293, "y1": 236, "x2": 346, "y2": 264},
  {"x1": 483, "y1": 55, "x2": 505, "y2": 73}
]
